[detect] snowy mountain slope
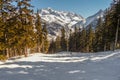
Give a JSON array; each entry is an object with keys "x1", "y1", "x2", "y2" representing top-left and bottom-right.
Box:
[
  {"x1": 39, "y1": 7, "x2": 84, "y2": 26},
  {"x1": 38, "y1": 8, "x2": 85, "y2": 39},
  {"x1": 73, "y1": 10, "x2": 104, "y2": 30},
  {"x1": 0, "y1": 50, "x2": 120, "y2": 80},
  {"x1": 37, "y1": 8, "x2": 104, "y2": 39},
  {"x1": 85, "y1": 9, "x2": 104, "y2": 28}
]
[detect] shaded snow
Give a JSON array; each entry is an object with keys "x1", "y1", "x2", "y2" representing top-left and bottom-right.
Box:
[{"x1": 0, "y1": 50, "x2": 120, "y2": 80}]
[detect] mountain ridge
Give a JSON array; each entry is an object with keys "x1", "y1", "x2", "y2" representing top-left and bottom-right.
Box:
[{"x1": 37, "y1": 7, "x2": 104, "y2": 40}]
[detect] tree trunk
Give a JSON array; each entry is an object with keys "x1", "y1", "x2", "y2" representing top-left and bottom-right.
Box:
[
  {"x1": 114, "y1": 19, "x2": 119, "y2": 51},
  {"x1": 24, "y1": 47, "x2": 28, "y2": 57},
  {"x1": 6, "y1": 48, "x2": 9, "y2": 58},
  {"x1": 110, "y1": 42, "x2": 114, "y2": 51},
  {"x1": 24, "y1": 47, "x2": 29, "y2": 57},
  {"x1": 104, "y1": 44, "x2": 106, "y2": 51}
]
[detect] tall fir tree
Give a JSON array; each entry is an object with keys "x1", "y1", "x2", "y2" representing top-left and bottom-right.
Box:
[
  {"x1": 55, "y1": 36, "x2": 61, "y2": 52},
  {"x1": 112, "y1": 0, "x2": 120, "y2": 49},
  {"x1": 48, "y1": 39, "x2": 56, "y2": 53},
  {"x1": 16, "y1": 0, "x2": 35, "y2": 56},
  {"x1": 68, "y1": 29, "x2": 73, "y2": 52},
  {"x1": 35, "y1": 10, "x2": 43, "y2": 52},
  {"x1": 79, "y1": 28, "x2": 87, "y2": 52},
  {"x1": 60, "y1": 27, "x2": 67, "y2": 51},
  {"x1": 73, "y1": 27, "x2": 78, "y2": 51},
  {"x1": 0, "y1": 0, "x2": 16, "y2": 57},
  {"x1": 86, "y1": 25, "x2": 95, "y2": 52},
  {"x1": 42, "y1": 23, "x2": 49, "y2": 53},
  {"x1": 94, "y1": 18, "x2": 104, "y2": 51}
]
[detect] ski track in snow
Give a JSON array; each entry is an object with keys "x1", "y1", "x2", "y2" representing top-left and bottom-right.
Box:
[{"x1": 0, "y1": 50, "x2": 120, "y2": 80}]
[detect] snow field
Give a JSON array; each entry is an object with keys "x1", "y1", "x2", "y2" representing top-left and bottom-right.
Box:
[{"x1": 0, "y1": 50, "x2": 120, "y2": 80}]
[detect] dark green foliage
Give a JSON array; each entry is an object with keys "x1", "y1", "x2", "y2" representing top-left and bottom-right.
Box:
[
  {"x1": 48, "y1": 39, "x2": 56, "y2": 53},
  {"x1": 35, "y1": 10, "x2": 43, "y2": 52},
  {"x1": 42, "y1": 23, "x2": 49, "y2": 53},
  {"x1": 98, "y1": 0, "x2": 120, "y2": 51},
  {"x1": 92, "y1": 0, "x2": 120, "y2": 51},
  {"x1": 86, "y1": 25, "x2": 95, "y2": 52},
  {"x1": 0, "y1": 0, "x2": 17, "y2": 57},
  {"x1": 0, "y1": 0, "x2": 51, "y2": 58},
  {"x1": 69, "y1": 27, "x2": 81, "y2": 52},
  {"x1": 68, "y1": 29, "x2": 73, "y2": 52},
  {"x1": 67, "y1": 0, "x2": 120, "y2": 52},
  {"x1": 15, "y1": 0, "x2": 35, "y2": 57},
  {"x1": 79, "y1": 28, "x2": 87, "y2": 52},
  {"x1": 0, "y1": 54, "x2": 7, "y2": 61},
  {"x1": 111, "y1": 0, "x2": 120, "y2": 49},
  {"x1": 60, "y1": 28, "x2": 67, "y2": 51},
  {"x1": 55, "y1": 36, "x2": 61, "y2": 52},
  {"x1": 93, "y1": 18, "x2": 104, "y2": 52},
  {"x1": 0, "y1": 0, "x2": 44, "y2": 58}
]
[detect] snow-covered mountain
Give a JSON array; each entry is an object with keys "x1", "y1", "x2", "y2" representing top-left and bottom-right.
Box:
[
  {"x1": 73, "y1": 9, "x2": 104, "y2": 30},
  {"x1": 38, "y1": 7, "x2": 85, "y2": 40},
  {"x1": 39, "y1": 7, "x2": 84, "y2": 27},
  {"x1": 38, "y1": 8, "x2": 104, "y2": 40},
  {"x1": 85, "y1": 9, "x2": 104, "y2": 28}
]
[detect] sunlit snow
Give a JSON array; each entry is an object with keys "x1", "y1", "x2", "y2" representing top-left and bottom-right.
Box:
[{"x1": 0, "y1": 50, "x2": 120, "y2": 80}]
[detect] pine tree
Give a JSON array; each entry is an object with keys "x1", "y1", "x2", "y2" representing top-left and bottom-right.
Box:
[
  {"x1": 55, "y1": 36, "x2": 61, "y2": 52},
  {"x1": 48, "y1": 39, "x2": 56, "y2": 53},
  {"x1": 94, "y1": 18, "x2": 104, "y2": 51},
  {"x1": 0, "y1": 0, "x2": 16, "y2": 57},
  {"x1": 68, "y1": 29, "x2": 73, "y2": 52},
  {"x1": 16, "y1": 0, "x2": 35, "y2": 56},
  {"x1": 112, "y1": 0, "x2": 120, "y2": 50},
  {"x1": 79, "y1": 28, "x2": 87, "y2": 52},
  {"x1": 76, "y1": 28, "x2": 82, "y2": 52},
  {"x1": 60, "y1": 27, "x2": 67, "y2": 51},
  {"x1": 101, "y1": 1, "x2": 120, "y2": 51},
  {"x1": 73, "y1": 27, "x2": 78, "y2": 51},
  {"x1": 35, "y1": 10, "x2": 43, "y2": 52},
  {"x1": 86, "y1": 25, "x2": 95, "y2": 52},
  {"x1": 42, "y1": 23, "x2": 49, "y2": 53},
  {"x1": 0, "y1": 16, "x2": 5, "y2": 52}
]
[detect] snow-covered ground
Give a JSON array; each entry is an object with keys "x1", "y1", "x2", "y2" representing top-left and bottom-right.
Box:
[{"x1": 0, "y1": 50, "x2": 120, "y2": 80}]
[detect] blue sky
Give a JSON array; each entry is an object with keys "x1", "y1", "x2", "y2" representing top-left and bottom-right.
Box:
[{"x1": 31, "y1": 0, "x2": 112, "y2": 18}]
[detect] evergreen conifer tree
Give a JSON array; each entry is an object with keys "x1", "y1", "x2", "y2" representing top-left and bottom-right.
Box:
[
  {"x1": 16, "y1": 0, "x2": 34, "y2": 56},
  {"x1": 42, "y1": 23, "x2": 49, "y2": 53},
  {"x1": 60, "y1": 28, "x2": 67, "y2": 51},
  {"x1": 55, "y1": 36, "x2": 61, "y2": 52},
  {"x1": 35, "y1": 10, "x2": 43, "y2": 52},
  {"x1": 80, "y1": 28, "x2": 87, "y2": 52},
  {"x1": 0, "y1": 0, "x2": 16, "y2": 57},
  {"x1": 86, "y1": 25, "x2": 95, "y2": 52},
  {"x1": 94, "y1": 18, "x2": 104, "y2": 51}
]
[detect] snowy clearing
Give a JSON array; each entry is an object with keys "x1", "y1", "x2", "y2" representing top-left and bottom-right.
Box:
[{"x1": 0, "y1": 50, "x2": 120, "y2": 80}]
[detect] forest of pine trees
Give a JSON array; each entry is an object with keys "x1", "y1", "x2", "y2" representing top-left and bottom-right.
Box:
[
  {"x1": 0, "y1": 0, "x2": 49, "y2": 60},
  {"x1": 0, "y1": 0, "x2": 120, "y2": 60}
]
